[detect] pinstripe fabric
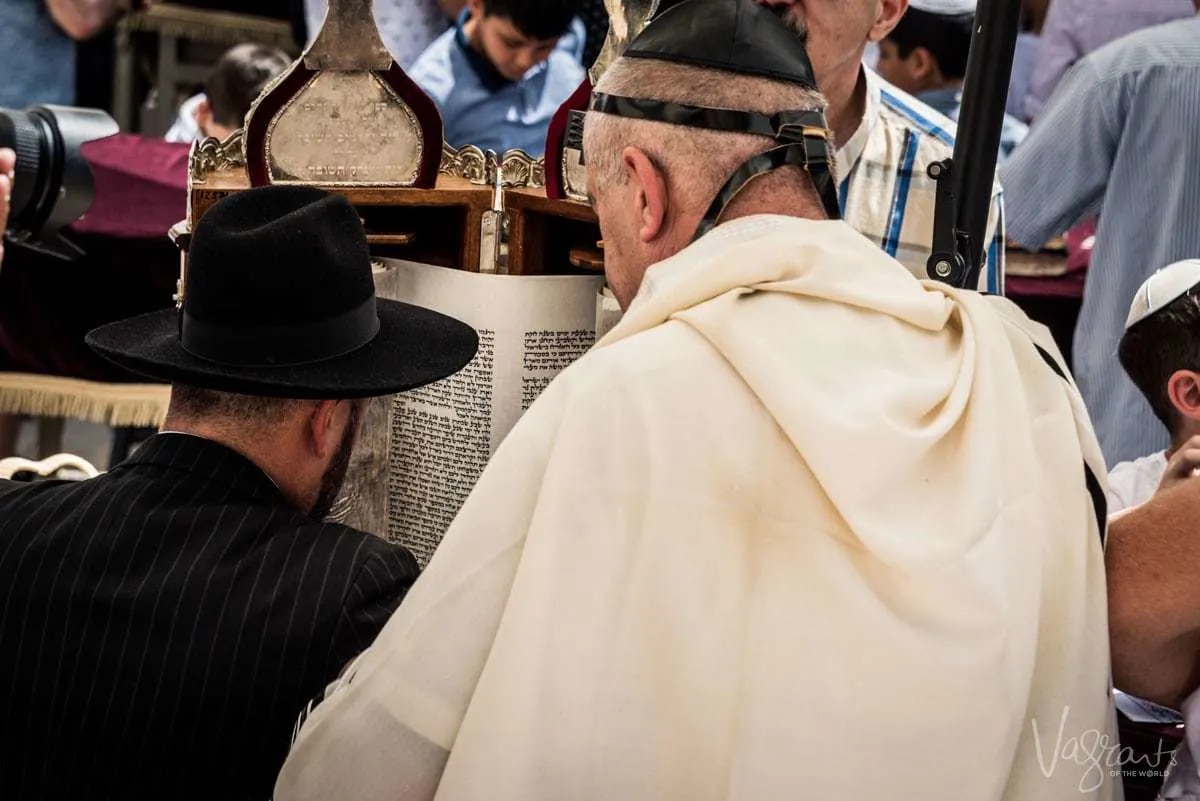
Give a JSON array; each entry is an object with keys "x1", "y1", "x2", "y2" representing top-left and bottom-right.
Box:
[
  {"x1": 0, "y1": 433, "x2": 419, "y2": 801},
  {"x1": 1000, "y1": 14, "x2": 1200, "y2": 466},
  {"x1": 840, "y1": 69, "x2": 1007, "y2": 294}
]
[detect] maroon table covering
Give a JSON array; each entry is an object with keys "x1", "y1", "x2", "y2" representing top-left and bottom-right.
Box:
[{"x1": 75, "y1": 134, "x2": 189, "y2": 238}]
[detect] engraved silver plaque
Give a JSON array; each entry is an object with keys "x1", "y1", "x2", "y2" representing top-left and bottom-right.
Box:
[
  {"x1": 561, "y1": 110, "x2": 589, "y2": 203},
  {"x1": 591, "y1": 0, "x2": 661, "y2": 85},
  {"x1": 265, "y1": 71, "x2": 423, "y2": 186}
]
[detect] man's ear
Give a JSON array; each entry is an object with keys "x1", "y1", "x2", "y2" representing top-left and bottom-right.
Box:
[
  {"x1": 620, "y1": 146, "x2": 668, "y2": 244},
  {"x1": 306, "y1": 399, "x2": 342, "y2": 460},
  {"x1": 1168, "y1": 371, "x2": 1200, "y2": 422},
  {"x1": 909, "y1": 47, "x2": 937, "y2": 82},
  {"x1": 868, "y1": 0, "x2": 910, "y2": 43}
]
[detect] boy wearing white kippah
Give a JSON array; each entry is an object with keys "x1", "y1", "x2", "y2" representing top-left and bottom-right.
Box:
[
  {"x1": 1109, "y1": 259, "x2": 1200, "y2": 513},
  {"x1": 876, "y1": 0, "x2": 1028, "y2": 161}
]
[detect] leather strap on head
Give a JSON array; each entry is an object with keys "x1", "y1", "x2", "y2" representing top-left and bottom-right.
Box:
[
  {"x1": 694, "y1": 143, "x2": 840, "y2": 241},
  {"x1": 591, "y1": 94, "x2": 830, "y2": 143},
  {"x1": 589, "y1": 92, "x2": 840, "y2": 240}
]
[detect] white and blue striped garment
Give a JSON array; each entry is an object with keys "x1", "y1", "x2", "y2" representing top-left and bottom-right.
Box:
[
  {"x1": 839, "y1": 69, "x2": 1006, "y2": 295},
  {"x1": 1001, "y1": 14, "x2": 1200, "y2": 466}
]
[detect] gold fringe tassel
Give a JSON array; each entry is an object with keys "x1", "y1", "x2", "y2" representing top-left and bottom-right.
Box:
[{"x1": 0, "y1": 374, "x2": 170, "y2": 429}]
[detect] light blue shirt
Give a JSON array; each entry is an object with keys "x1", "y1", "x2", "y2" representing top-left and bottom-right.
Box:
[
  {"x1": 1001, "y1": 14, "x2": 1200, "y2": 465},
  {"x1": 0, "y1": 0, "x2": 74, "y2": 107},
  {"x1": 164, "y1": 94, "x2": 205, "y2": 143},
  {"x1": 917, "y1": 87, "x2": 1029, "y2": 163},
  {"x1": 409, "y1": 13, "x2": 585, "y2": 157}
]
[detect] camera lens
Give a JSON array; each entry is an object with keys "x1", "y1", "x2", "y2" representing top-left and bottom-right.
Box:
[
  {"x1": 0, "y1": 105, "x2": 118, "y2": 254},
  {"x1": 0, "y1": 109, "x2": 59, "y2": 234}
]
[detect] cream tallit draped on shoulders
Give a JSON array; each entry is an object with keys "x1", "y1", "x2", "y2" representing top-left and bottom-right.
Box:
[{"x1": 276, "y1": 216, "x2": 1118, "y2": 801}]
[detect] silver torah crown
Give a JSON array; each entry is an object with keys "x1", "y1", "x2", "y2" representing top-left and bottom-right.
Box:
[{"x1": 591, "y1": 0, "x2": 662, "y2": 86}]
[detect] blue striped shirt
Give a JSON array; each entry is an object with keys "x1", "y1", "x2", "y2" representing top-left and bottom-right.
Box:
[
  {"x1": 839, "y1": 69, "x2": 1006, "y2": 294},
  {"x1": 917, "y1": 87, "x2": 1029, "y2": 163},
  {"x1": 1000, "y1": 13, "x2": 1200, "y2": 465}
]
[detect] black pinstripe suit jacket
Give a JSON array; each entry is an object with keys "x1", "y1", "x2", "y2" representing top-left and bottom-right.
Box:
[{"x1": 0, "y1": 433, "x2": 419, "y2": 801}]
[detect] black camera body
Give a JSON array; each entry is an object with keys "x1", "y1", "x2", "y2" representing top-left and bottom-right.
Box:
[{"x1": 0, "y1": 105, "x2": 119, "y2": 260}]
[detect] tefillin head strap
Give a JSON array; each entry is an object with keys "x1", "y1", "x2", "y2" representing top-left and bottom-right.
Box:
[{"x1": 590, "y1": 92, "x2": 841, "y2": 241}]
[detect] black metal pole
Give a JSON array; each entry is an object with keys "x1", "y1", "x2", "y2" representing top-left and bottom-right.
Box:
[{"x1": 925, "y1": 0, "x2": 1022, "y2": 290}]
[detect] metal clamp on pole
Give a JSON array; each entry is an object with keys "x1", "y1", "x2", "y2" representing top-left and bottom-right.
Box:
[
  {"x1": 926, "y1": 158, "x2": 965, "y2": 286},
  {"x1": 925, "y1": 0, "x2": 1022, "y2": 291}
]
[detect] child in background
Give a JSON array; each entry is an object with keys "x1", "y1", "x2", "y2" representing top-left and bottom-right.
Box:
[
  {"x1": 1110, "y1": 259, "x2": 1200, "y2": 513},
  {"x1": 875, "y1": 0, "x2": 1028, "y2": 162},
  {"x1": 409, "y1": 0, "x2": 585, "y2": 156},
  {"x1": 165, "y1": 43, "x2": 291, "y2": 143}
]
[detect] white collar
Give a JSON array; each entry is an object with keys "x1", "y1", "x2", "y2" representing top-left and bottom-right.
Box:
[{"x1": 835, "y1": 66, "x2": 882, "y2": 183}]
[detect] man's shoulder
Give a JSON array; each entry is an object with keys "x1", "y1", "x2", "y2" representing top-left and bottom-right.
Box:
[
  {"x1": 551, "y1": 323, "x2": 726, "y2": 413},
  {"x1": 271, "y1": 509, "x2": 416, "y2": 573},
  {"x1": 1087, "y1": 15, "x2": 1200, "y2": 79},
  {"x1": 0, "y1": 476, "x2": 70, "y2": 505},
  {"x1": 0, "y1": 466, "x2": 412, "y2": 574},
  {"x1": 876, "y1": 80, "x2": 957, "y2": 150},
  {"x1": 408, "y1": 27, "x2": 459, "y2": 101}
]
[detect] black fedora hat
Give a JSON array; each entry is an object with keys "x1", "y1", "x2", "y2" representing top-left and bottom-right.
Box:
[{"x1": 86, "y1": 185, "x2": 478, "y2": 399}]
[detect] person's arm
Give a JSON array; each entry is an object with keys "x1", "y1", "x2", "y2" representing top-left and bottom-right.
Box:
[
  {"x1": 330, "y1": 546, "x2": 420, "y2": 661},
  {"x1": 1022, "y1": 0, "x2": 1083, "y2": 121},
  {"x1": 1107, "y1": 480, "x2": 1200, "y2": 708},
  {"x1": 275, "y1": 415, "x2": 561, "y2": 801},
  {"x1": 999, "y1": 55, "x2": 1117, "y2": 252},
  {"x1": 0, "y1": 149, "x2": 13, "y2": 270},
  {"x1": 45, "y1": 0, "x2": 148, "y2": 41}
]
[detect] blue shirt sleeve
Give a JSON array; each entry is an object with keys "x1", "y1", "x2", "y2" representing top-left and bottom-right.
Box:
[{"x1": 999, "y1": 57, "x2": 1117, "y2": 250}]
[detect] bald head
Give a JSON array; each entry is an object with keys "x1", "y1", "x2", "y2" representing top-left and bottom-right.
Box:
[{"x1": 583, "y1": 57, "x2": 832, "y2": 308}]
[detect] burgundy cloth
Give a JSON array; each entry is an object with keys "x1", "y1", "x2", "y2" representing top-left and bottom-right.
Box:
[
  {"x1": 74, "y1": 135, "x2": 189, "y2": 238},
  {"x1": 0, "y1": 135, "x2": 187, "y2": 382},
  {"x1": 1006, "y1": 218, "x2": 1095, "y2": 301},
  {"x1": 1006, "y1": 270, "x2": 1087, "y2": 300}
]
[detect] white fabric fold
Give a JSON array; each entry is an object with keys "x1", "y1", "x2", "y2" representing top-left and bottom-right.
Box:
[{"x1": 277, "y1": 216, "x2": 1118, "y2": 801}]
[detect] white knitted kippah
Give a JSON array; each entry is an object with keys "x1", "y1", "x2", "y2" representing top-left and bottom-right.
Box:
[{"x1": 1126, "y1": 259, "x2": 1200, "y2": 329}]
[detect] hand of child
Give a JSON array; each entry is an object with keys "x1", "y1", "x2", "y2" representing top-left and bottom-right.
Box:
[{"x1": 1157, "y1": 436, "x2": 1200, "y2": 495}]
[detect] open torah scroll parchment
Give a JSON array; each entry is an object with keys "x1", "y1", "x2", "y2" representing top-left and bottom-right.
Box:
[{"x1": 376, "y1": 259, "x2": 605, "y2": 566}]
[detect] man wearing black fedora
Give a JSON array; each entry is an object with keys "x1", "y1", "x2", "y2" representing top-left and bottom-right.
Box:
[{"x1": 0, "y1": 185, "x2": 478, "y2": 801}]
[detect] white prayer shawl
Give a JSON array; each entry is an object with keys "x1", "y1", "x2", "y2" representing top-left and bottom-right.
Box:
[{"x1": 276, "y1": 216, "x2": 1118, "y2": 801}]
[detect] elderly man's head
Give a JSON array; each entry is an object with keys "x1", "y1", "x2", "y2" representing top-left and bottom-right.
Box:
[
  {"x1": 163, "y1": 386, "x2": 367, "y2": 521},
  {"x1": 584, "y1": 58, "x2": 830, "y2": 307},
  {"x1": 753, "y1": 0, "x2": 908, "y2": 90}
]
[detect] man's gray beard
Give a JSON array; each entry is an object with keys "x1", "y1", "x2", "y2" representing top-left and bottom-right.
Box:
[
  {"x1": 310, "y1": 402, "x2": 360, "y2": 521},
  {"x1": 769, "y1": 3, "x2": 809, "y2": 43}
]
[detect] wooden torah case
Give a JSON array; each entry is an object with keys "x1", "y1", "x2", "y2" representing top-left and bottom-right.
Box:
[{"x1": 189, "y1": 140, "x2": 496, "y2": 271}]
